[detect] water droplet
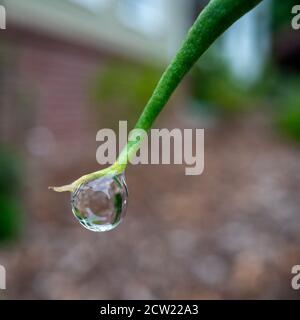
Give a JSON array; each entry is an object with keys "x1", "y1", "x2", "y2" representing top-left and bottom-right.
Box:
[{"x1": 71, "y1": 173, "x2": 128, "y2": 232}]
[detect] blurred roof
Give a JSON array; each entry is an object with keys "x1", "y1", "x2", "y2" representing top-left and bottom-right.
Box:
[{"x1": 4, "y1": 0, "x2": 192, "y2": 64}]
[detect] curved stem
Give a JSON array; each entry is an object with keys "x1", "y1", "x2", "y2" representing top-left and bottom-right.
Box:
[
  {"x1": 51, "y1": 0, "x2": 263, "y2": 193},
  {"x1": 118, "y1": 0, "x2": 263, "y2": 166}
]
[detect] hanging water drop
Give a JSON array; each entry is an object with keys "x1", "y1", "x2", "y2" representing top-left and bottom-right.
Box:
[{"x1": 71, "y1": 173, "x2": 128, "y2": 232}]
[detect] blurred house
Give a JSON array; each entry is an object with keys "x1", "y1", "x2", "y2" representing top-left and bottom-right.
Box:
[
  {"x1": 0, "y1": 0, "x2": 274, "y2": 160},
  {"x1": 0, "y1": 0, "x2": 191, "y2": 163}
]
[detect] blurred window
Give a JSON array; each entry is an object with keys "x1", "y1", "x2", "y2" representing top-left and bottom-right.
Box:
[
  {"x1": 115, "y1": 0, "x2": 165, "y2": 37},
  {"x1": 69, "y1": 0, "x2": 109, "y2": 12}
]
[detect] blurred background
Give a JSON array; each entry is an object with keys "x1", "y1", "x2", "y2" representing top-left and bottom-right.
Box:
[{"x1": 0, "y1": 0, "x2": 300, "y2": 299}]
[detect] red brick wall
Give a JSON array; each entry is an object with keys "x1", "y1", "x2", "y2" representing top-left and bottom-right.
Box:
[{"x1": 0, "y1": 25, "x2": 119, "y2": 164}]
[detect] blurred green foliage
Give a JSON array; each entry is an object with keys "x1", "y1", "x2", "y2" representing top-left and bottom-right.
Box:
[
  {"x1": 89, "y1": 61, "x2": 162, "y2": 130},
  {"x1": 274, "y1": 78, "x2": 300, "y2": 142},
  {"x1": 191, "y1": 51, "x2": 300, "y2": 144},
  {"x1": 243, "y1": 67, "x2": 300, "y2": 143},
  {"x1": 0, "y1": 196, "x2": 22, "y2": 242},
  {"x1": 0, "y1": 146, "x2": 23, "y2": 243},
  {"x1": 191, "y1": 55, "x2": 256, "y2": 115},
  {"x1": 89, "y1": 47, "x2": 300, "y2": 145},
  {"x1": 0, "y1": 147, "x2": 22, "y2": 195}
]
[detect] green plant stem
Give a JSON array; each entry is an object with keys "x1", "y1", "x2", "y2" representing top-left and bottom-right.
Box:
[{"x1": 51, "y1": 0, "x2": 263, "y2": 193}]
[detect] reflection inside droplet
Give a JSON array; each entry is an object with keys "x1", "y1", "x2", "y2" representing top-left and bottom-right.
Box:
[{"x1": 71, "y1": 173, "x2": 128, "y2": 232}]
